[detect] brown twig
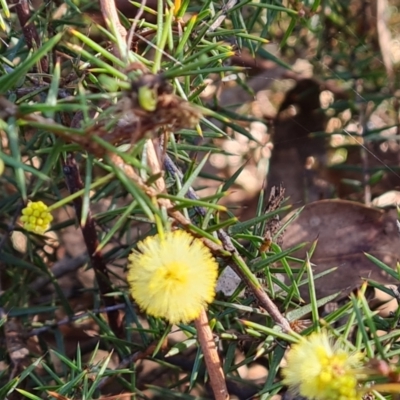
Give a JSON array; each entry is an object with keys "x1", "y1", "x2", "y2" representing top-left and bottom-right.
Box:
[
  {"x1": 127, "y1": 0, "x2": 147, "y2": 51},
  {"x1": 99, "y1": 0, "x2": 127, "y2": 57},
  {"x1": 29, "y1": 304, "x2": 126, "y2": 336},
  {"x1": 109, "y1": 152, "x2": 197, "y2": 230},
  {"x1": 217, "y1": 230, "x2": 292, "y2": 332},
  {"x1": 63, "y1": 154, "x2": 123, "y2": 339},
  {"x1": 356, "y1": 81, "x2": 372, "y2": 206},
  {"x1": 209, "y1": 0, "x2": 238, "y2": 32},
  {"x1": 194, "y1": 309, "x2": 229, "y2": 400},
  {"x1": 376, "y1": 0, "x2": 394, "y2": 89},
  {"x1": 12, "y1": 0, "x2": 48, "y2": 73},
  {"x1": 145, "y1": 139, "x2": 166, "y2": 193},
  {"x1": 29, "y1": 253, "x2": 88, "y2": 292}
]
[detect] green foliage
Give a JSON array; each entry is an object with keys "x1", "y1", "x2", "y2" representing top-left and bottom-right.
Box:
[{"x1": 1, "y1": 0, "x2": 400, "y2": 399}]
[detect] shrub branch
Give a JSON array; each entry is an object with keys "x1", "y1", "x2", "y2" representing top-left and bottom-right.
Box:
[{"x1": 63, "y1": 153, "x2": 123, "y2": 339}]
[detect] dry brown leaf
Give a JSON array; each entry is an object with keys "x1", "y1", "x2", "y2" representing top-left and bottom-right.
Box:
[{"x1": 282, "y1": 199, "x2": 400, "y2": 301}]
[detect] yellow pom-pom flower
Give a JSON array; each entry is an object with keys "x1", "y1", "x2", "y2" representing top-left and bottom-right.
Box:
[
  {"x1": 282, "y1": 330, "x2": 364, "y2": 400},
  {"x1": 127, "y1": 230, "x2": 218, "y2": 324},
  {"x1": 20, "y1": 201, "x2": 53, "y2": 235}
]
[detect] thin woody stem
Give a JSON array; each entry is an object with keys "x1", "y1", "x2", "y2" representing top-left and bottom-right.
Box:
[
  {"x1": 99, "y1": 0, "x2": 127, "y2": 58},
  {"x1": 63, "y1": 154, "x2": 123, "y2": 339},
  {"x1": 194, "y1": 309, "x2": 229, "y2": 400},
  {"x1": 12, "y1": 0, "x2": 48, "y2": 73},
  {"x1": 218, "y1": 230, "x2": 292, "y2": 332}
]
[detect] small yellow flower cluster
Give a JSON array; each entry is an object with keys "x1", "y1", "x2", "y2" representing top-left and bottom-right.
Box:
[
  {"x1": 20, "y1": 201, "x2": 53, "y2": 235},
  {"x1": 127, "y1": 230, "x2": 218, "y2": 324},
  {"x1": 282, "y1": 330, "x2": 364, "y2": 400}
]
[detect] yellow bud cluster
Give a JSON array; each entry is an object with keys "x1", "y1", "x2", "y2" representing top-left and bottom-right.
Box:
[
  {"x1": 282, "y1": 331, "x2": 364, "y2": 400},
  {"x1": 20, "y1": 201, "x2": 53, "y2": 235}
]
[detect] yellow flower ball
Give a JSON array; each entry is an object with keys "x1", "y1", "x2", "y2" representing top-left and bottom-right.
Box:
[
  {"x1": 282, "y1": 330, "x2": 364, "y2": 400},
  {"x1": 20, "y1": 201, "x2": 53, "y2": 235},
  {"x1": 127, "y1": 230, "x2": 218, "y2": 324}
]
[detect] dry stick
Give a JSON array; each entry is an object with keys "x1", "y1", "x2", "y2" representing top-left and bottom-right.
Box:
[
  {"x1": 63, "y1": 154, "x2": 124, "y2": 339},
  {"x1": 356, "y1": 83, "x2": 372, "y2": 206},
  {"x1": 109, "y1": 153, "x2": 195, "y2": 231},
  {"x1": 99, "y1": 0, "x2": 127, "y2": 56},
  {"x1": 376, "y1": 0, "x2": 394, "y2": 87},
  {"x1": 194, "y1": 310, "x2": 229, "y2": 400},
  {"x1": 12, "y1": 0, "x2": 48, "y2": 73},
  {"x1": 209, "y1": 0, "x2": 238, "y2": 32},
  {"x1": 145, "y1": 139, "x2": 166, "y2": 193},
  {"x1": 217, "y1": 230, "x2": 291, "y2": 332},
  {"x1": 126, "y1": 0, "x2": 147, "y2": 52},
  {"x1": 29, "y1": 304, "x2": 126, "y2": 337},
  {"x1": 29, "y1": 253, "x2": 88, "y2": 292}
]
